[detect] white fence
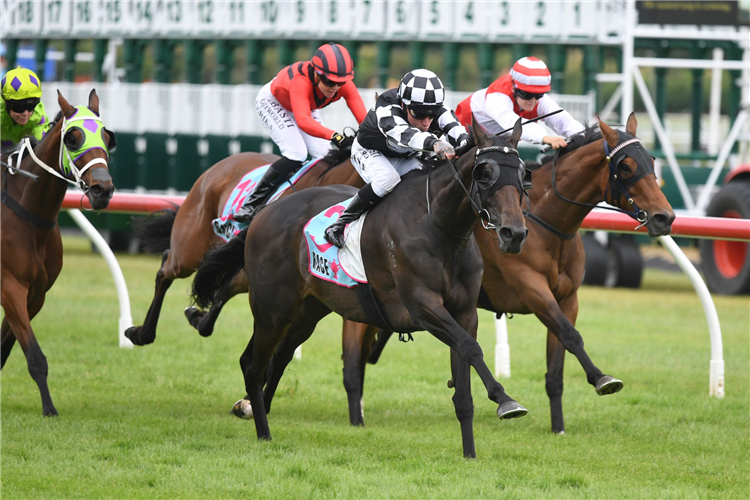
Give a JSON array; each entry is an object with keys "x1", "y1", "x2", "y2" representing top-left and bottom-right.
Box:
[{"x1": 43, "y1": 81, "x2": 596, "y2": 138}]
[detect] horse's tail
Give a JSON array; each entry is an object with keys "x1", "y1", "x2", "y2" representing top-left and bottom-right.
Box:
[
  {"x1": 131, "y1": 204, "x2": 179, "y2": 254},
  {"x1": 191, "y1": 228, "x2": 248, "y2": 309}
]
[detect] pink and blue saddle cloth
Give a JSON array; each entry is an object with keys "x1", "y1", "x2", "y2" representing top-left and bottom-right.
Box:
[{"x1": 212, "y1": 158, "x2": 367, "y2": 288}]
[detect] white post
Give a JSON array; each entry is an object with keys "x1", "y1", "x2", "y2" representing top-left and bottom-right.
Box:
[
  {"x1": 620, "y1": 0, "x2": 636, "y2": 123},
  {"x1": 707, "y1": 48, "x2": 724, "y2": 156},
  {"x1": 632, "y1": 66, "x2": 696, "y2": 212},
  {"x1": 658, "y1": 235, "x2": 724, "y2": 398},
  {"x1": 494, "y1": 315, "x2": 511, "y2": 378},
  {"x1": 67, "y1": 209, "x2": 134, "y2": 348}
]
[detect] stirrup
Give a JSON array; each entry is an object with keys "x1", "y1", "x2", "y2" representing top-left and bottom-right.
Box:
[{"x1": 233, "y1": 205, "x2": 257, "y2": 223}]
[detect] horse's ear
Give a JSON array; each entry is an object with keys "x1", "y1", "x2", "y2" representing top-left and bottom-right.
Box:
[
  {"x1": 509, "y1": 117, "x2": 522, "y2": 149},
  {"x1": 88, "y1": 89, "x2": 100, "y2": 115},
  {"x1": 625, "y1": 112, "x2": 637, "y2": 136},
  {"x1": 471, "y1": 113, "x2": 489, "y2": 148},
  {"x1": 598, "y1": 116, "x2": 619, "y2": 148},
  {"x1": 58, "y1": 90, "x2": 75, "y2": 118},
  {"x1": 374, "y1": 92, "x2": 379, "y2": 101}
]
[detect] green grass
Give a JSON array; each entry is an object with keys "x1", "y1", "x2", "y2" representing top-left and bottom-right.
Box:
[{"x1": 2, "y1": 236, "x2": 748, "y2": 499}]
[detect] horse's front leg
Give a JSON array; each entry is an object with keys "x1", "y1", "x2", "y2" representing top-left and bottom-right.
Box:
[
  {"x1": 1, "y1": 318, "x2": 17, "y2": 368},
  {"x1": 519, "y1": 277, "x2": 623, "y2": 400},
  {"x1": 450, "y1": 347, "x2": 475, "y2": 458},
  {"x1": 1, "y1": 279, "x2": 57, "y2": 416},
  {"x1": 341, "y1": 320, "x2": 379, "y2": 426},
  {"x1": 406, "y1": 290, "x2": 527, "y2": 417}
]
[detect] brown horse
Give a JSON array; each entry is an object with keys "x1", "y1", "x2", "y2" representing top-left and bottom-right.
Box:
[
  {"x1": 362, "y1": 113, "x2": 675, "y2": 433},
  {"x1": 125, "y1": 147, "x2": 365, "y2": 346},
  {"x1": 1, "y1": 90, "x2": 116, "y2": 416},
  {"x1": 191, "y1": 119, "x2": 529, "y2": 458}
]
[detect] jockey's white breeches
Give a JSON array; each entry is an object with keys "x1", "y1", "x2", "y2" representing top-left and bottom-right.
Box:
[
  {"x1": 350, "y1": 138, "x2": 426, "y2": 197},
  {"x1": 255, "y1": 82, "x2": 331, "y2": 162}
]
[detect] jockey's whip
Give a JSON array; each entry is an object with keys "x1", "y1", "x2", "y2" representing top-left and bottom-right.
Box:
[{"x1": 495, "y1": 109, "x2": 564, "y2": 136}]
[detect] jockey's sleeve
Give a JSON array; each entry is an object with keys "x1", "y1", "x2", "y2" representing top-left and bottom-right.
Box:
[
  {"x1": 376, "y1": 104, "x2": 438, "y2": 152},
  {"x1": 484, "y1": 92, "x2": 547, "y2": 144},
  {"x1": 536, "y1": 96, "x2": 585, "y2": 138},
  {"x1": 339, "y1": 82, "x2": 368, "y2": 124},
  {"x1": 288, "y1": 77, "x2": 337, "y2": 140},
  {"x1": 435, "y1": 107, "x2": 470, "y2": 147},
  {"x1": 32, "y1": 112, "x2": 51, "y2": 141}
]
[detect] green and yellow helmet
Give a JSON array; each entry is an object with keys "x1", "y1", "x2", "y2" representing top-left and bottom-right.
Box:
[{"x1": 2, "y1": 67, "x2": 43, "y2": 101}]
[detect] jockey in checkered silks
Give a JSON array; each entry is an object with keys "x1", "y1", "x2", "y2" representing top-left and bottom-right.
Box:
[{"x1": 324, "y1": 69, "x2": 470, "y2": 248}]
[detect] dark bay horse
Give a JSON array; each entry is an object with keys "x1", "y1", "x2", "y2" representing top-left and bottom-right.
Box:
[
  {"x1": 124, "y1": 147, "x2": 365, "y2": 346},
  {"x1": 191, "y1": 119, "x2": 529, "y2": 458},
  {"x1": 1, "y1": 90, "x2": 116, "y2": 416},
  {"x1": 364, "y1": 113, "x2": 675, "y2": 433}
]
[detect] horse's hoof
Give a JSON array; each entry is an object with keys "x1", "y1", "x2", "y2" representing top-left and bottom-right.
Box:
[
  {"x1": 43, "y1": 409, "x2": 58, "y2": 417},
  {"x1": 497, "y1": 401, "x2": 528, "y2": 420},
  {"x1": 596, "y1": 375, "x2": 624, "y2": 395},
  {"x1": 184, "y1": 307, "x2": 213, "y2": 337},
  {"x1": 124, "y1": 326, "x2": 153, "y2": 346},
  {"x1": 232, "y1": 399, "x2": 254, "y2": 420}
]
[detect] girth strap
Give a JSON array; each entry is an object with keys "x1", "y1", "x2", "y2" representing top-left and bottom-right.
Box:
[
  {"x1": 1, "y1": 190, "x2": 57, "y2": 230},
  {"x1": 356, "y1": 283, "x2": 409, "y2": 338}
]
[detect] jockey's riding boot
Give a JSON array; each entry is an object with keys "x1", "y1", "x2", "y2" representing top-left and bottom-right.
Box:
[
  {"x1": 233, "y1": 157, "x2": 302, "y2": 223},
  {"x1": 324, "y1": 184, "x2": 382, "y2": 249}
]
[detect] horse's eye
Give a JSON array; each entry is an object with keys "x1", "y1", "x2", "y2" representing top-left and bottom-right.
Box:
[
  {"x1": 618, "y1": 159, "x2": 635, "y2": 178},
  {"x1": 64, "y1": 127, "x2": 84, "y2": 151}
]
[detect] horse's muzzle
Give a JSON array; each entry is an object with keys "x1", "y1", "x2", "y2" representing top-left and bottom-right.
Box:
[
  {"x1": 646, "y1": 211, "x2": 675, "y2": 237},
  {"x1": 87, "y1": 182, "x2": 115, "y2": 210},
  {"x1": 496, "y1": 225, "x2": 528, "y2": 254}
]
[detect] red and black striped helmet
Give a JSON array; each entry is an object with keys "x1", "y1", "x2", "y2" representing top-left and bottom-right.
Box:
[{"x1": 311, "y1": 43, "x2": 354, "y2": 84}]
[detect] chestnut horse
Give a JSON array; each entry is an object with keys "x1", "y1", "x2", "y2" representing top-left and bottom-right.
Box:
[
  {"x1": 191, "y1": 119, "x2": 529, "y2": 458},
  {"x1": 363, "y1": 113, "x2": 675, "y2": 433},
  {"x1": 1, "y1": 90, "x2": 116, "y2": 416},
  {"x1": 125, "y1": 147, "x2": 364, "y2": 346}
]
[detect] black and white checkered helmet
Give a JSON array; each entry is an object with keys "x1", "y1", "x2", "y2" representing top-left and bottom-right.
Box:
[{"x1": 398, "y1": 69, "x2": 445, "y2": 108}]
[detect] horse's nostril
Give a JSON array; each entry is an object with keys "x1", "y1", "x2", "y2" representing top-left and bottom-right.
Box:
[{"x1": 652, "y1": 213, "x2": 672, "y2": 228}]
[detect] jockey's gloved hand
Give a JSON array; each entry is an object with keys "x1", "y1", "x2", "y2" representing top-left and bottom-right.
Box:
[
  {"x1": 331, "y1": 132, "x2": 354, "y2": 150},
  {"x1": 454, "y1": 138, "x2": 473, "y2": 157},
  {"x1": 433, "y1": 141, "x2": 455, "y2": 160}
]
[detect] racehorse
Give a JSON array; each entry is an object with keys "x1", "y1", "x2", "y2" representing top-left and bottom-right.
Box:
[
  {"x1": 124, "y1": 147, "x2": 365, "y2": 346},
  {"x1": 1, "y1": 90, "x2": 117, "y2": 416},
  {"x1": 191, "y1": 119, "x2": 529, "y2": 458},
  {"x1": 363, "y1": 113, "x2": 675, "y2": 433}
]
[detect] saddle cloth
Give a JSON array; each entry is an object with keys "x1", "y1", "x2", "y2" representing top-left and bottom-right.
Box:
[
  {"x1": 212, "y1": 158, "x2": 321, "y2": 242},
  {"x1": 303, "y1": 197, "x2": 368, "y2": 288}
]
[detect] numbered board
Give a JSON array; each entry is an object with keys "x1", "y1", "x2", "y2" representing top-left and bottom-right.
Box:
[
  {"x1": 3, "y1": 0, "x2": 44, "y2": 36},
  {"x1": 2, "y1": 0, "x2": 608, "y2": 41}
]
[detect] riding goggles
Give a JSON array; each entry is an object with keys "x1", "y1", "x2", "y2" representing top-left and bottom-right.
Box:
[
  {"x1": 514, "y1": 88, "x2": 545, "y2": 101},
  {"x1": 5, "y1": 97, "x2": 40, "y2": 113},
  {"x1": 407, "y1": 105, "x2": 441, "y2": 120},
  {"x1": 317, "y1": 72, "x2": 344, "y2": 88}
]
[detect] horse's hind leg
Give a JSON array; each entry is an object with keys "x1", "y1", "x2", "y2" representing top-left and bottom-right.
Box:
[
  {"x1": 185, "y1": 272, "x2": 248, "y2": 337},
  {"x1": 1, "y1": 282, "x2": 56, "y2": 416},
  {"x1": 262, "y1": 300, "x2": 330, "y2": 415},
  {"x1": 342, "y1": 321, "x2": 378, "y2": 426},
  {"x1": 1, "y1": 318, "x2": 17, "y2": 368},
  {"x1": 125, "y1": 250, "x2": 175, "y2": 346},
  {"x1": 545, "y1": 332, "x2": 567, "y2": 434}
]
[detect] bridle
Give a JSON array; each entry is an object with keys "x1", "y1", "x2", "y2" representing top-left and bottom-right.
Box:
[
  {"x1": 426, "y1": 141, "x2": 524, "y2": 240},
  {"x1": 542, "y1": 130, "x2": 655, "y2": 235}
]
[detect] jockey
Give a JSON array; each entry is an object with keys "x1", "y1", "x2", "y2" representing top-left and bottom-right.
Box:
[
  {"x1": 455, "y1": 56, "x2": 584, "y2": 150},
  {"x1": 1, "y1": 67, "x2": 50, "y2": 154},
  {"x1": 324, "y1": 69, "x2": 470, "y2": 248},
  {"x1": 233, "y1": 43, "x2": 367, "y2": 223}
]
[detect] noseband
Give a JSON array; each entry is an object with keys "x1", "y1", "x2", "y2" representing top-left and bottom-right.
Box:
[{"x1": 426, "y1": 142, "x2": 524, "y2": 240}]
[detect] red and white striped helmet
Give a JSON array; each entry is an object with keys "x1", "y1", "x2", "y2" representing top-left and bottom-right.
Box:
[{"x1": 509, "y1": 57, "x2": 551, "y2": 93}]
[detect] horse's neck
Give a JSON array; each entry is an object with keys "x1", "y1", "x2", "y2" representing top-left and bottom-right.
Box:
[
  {"x1": 17, "y1": 133, "x2": 68, "y2": 221},
  {"x1": 428, "y1": 159, "x2": 476, "y2": 238},
  {"x1": 530, "y1": 141, "x2": 608, "y2": 235}
]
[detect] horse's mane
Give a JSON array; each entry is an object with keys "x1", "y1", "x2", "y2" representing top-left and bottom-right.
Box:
[
  {"x1": 315, "y1": 147, "x2": 352, "y2": 180},
  {"x1": 535, "y1": 124, "x2": 602, "y2": 168}
]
